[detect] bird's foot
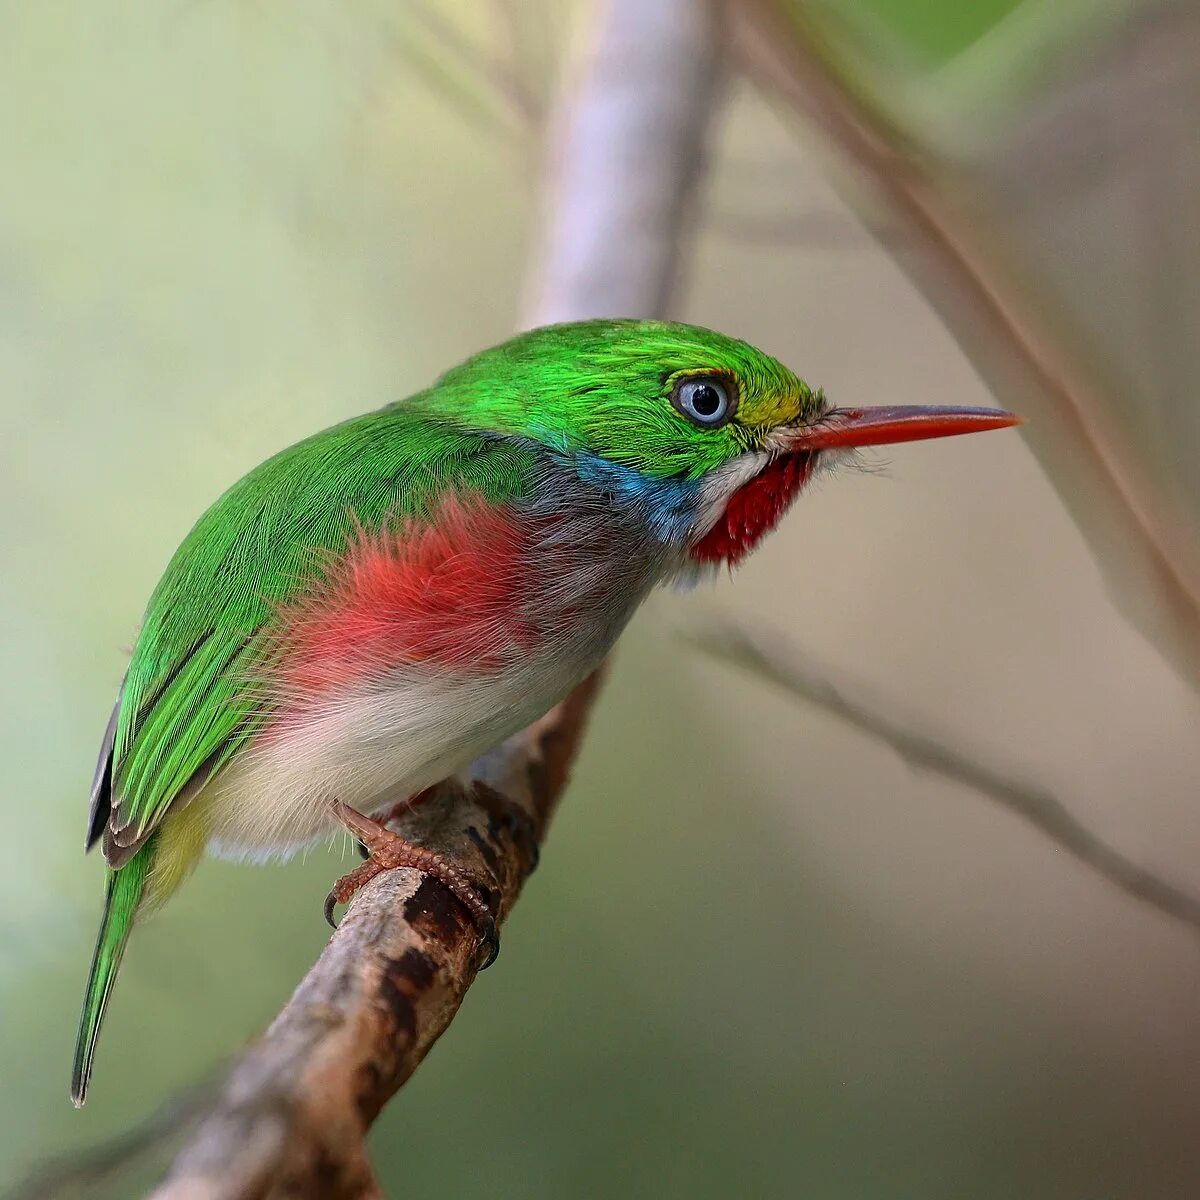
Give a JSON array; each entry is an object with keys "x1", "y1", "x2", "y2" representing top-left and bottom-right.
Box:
[
  {"x1": 380, "y1": 785, "x2": 440, "y2": 828},
  {"x1": 355, "y1": 785, "x2": 442, "y2": 860},
  {"x1": 327, "y1": 802, "x2": 499, "y2": 968}
]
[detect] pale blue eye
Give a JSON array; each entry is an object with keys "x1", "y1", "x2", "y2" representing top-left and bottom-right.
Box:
[{"x1": 673, "y1": 377, "x2": 734, "y2": 427}]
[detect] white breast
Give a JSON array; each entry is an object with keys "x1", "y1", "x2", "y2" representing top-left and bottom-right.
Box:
[{"x1": 202, "y1": 645, "x2": 600, "y2": 862}]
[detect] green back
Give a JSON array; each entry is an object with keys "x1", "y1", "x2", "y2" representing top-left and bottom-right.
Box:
[{"x1": 110, "y1": 404, "x2": 535, "y2": 850}]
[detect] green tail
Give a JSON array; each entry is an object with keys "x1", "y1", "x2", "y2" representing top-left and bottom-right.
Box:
[{"x1": 70, "y1": 841, "x2": 153, "y2": 1107}]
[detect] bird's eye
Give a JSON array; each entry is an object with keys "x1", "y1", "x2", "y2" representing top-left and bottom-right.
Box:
[{"x1": 672, "y1": 376, "x2": 735, "y2": 428}]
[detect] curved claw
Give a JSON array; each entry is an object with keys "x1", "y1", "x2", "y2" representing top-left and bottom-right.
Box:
[
  {"x1": 323, "y1": 889, "x2": 341, "y2": 930},
  {"x1": 478, "y1": 917, "x2": 500, "y2": 970}
]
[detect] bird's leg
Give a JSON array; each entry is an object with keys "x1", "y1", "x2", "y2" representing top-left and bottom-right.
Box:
[
  {"x1": 354, "y1": 786, "x2": 441, "y2": 859},
  {"x1": 379, "y1": 784, "x2": 440, "y2": 827},
  {"x1": 326, "y1": 801, "x2": 498, "y2": 967}
]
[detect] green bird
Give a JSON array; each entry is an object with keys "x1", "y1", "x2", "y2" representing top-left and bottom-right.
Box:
[{"x1": 71, "y1": 319, "x2": 1018, "y2": 1105}]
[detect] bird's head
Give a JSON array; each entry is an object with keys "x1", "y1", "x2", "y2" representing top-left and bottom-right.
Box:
[{"x1": 432, "y1": 319, "x2": 1019, "y2": 565}]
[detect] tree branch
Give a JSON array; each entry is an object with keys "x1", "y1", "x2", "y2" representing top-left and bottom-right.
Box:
[
  {"x1": 144, "y1": 2, "x2": 726, "y2": 1196},
  {"x1": 691, "y1": 618, "x2": 1200, "y2": 936},
  {"x1": 733, "y1": 1, "x2": 1200, "y2": 684},
  {"x1": 148, "y1": 680, "x2": 601, "y2": 1200},
  {"x1": 4, "y1": 1077, "x2": 218, "y2": 1200},
  {"x1": 522, "y1": 0, "x2": 724, "y2": 322},
  {"x1": 398, "y1": 0, "x2": 543, "y2": 128}
]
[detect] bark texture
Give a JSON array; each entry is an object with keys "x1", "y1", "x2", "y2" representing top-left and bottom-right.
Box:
[{"x1": 148, "y1": 682, "x2": 600, "y2": 1200}]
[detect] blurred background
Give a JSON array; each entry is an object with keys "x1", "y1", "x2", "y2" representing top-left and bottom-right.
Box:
[{"x1": 3, "y1": 1, "x2": 1199, "y2": 1196}]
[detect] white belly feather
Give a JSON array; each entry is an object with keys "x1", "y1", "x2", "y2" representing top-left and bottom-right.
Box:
[{"x1": 202, "y1": 646, "x2": 600, "y2": 861}]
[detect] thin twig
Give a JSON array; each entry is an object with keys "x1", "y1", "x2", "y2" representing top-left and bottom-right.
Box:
[
  {"x1": 362, "y1": 0, "x2": 541, "y2": 140},
  {"x1": 690, "y1": 618, "x2": 1200, "y2": 935},
  {"x1": 399, "y1": 0, "x2": 543, "y2": 125},
  {"x1": 490, "y1": 0, "x2": 553, "y2": 119},
  {"x1": 3, "y1": 1077, "x2": 219, "y2": 1200},
  {"x1": 385, "y1": 33, "x2": 515, "y2": 137}
]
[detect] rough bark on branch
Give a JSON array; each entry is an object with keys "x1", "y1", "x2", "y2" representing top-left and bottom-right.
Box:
[
  {"x1": 148, "y1": 2, "x2": 724, "y2": 1196},
  {"x1": 148, "y1": 680, "x2": 600, "y2": 1200}
]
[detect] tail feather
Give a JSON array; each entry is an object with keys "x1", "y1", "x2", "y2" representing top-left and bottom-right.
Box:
[{"x1": 70, "y1": 841, "x2": 152, "y2": 1107}]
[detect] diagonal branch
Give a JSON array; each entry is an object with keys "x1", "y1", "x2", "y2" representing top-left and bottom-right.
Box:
[
  {"x1": 732, "y1": 0, "x2": 1200, "y2": 683},
  {"x1": 4, "y1": 1077, "x2": 219, "y2": 1200},
  {"x1": 691, "y1": 618, "x2": 1200, "y2": 935},
  {"x1": 147, "y1": 680, "x2": 602, "y2": 1200},
  {"x1": 398, "y1": 0, "x2": 543, "y2": 126}
]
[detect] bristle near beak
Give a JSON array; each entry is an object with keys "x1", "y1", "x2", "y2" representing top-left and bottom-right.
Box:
[{"x1": 783, "y1": 405, "x2": 1022, "y2": 451}]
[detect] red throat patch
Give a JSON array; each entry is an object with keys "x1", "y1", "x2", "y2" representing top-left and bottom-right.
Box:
[{"x1": 692, "y1": 453, "x2": 815, "y2": 566}]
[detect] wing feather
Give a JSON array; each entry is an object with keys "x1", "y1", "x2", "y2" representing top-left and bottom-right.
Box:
[
  {"x1": 96, "y1": 407, "x2": 533, "y2": 866},
  {"x1": 85, "y1": 701, "x2": 119, "y2": 851}
]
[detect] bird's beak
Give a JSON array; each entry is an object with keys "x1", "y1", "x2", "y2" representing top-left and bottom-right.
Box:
[{"x1": 783, "y1": 405, "x2": 1022, "y2": 451}]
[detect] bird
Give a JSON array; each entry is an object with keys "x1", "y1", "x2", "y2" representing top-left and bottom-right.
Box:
[{"x1": 71, "y1": 318, "x2": 1019, "y2": 1106}]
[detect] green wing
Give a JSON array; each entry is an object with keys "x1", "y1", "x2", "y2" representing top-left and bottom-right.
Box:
[{"x1": 99, "y1": 402, "x2": 534, "y2": 866}]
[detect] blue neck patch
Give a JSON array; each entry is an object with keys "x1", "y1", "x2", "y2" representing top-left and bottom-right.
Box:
[{"x1": 567, "y1": 452, "x2": 705, "y2": 545}]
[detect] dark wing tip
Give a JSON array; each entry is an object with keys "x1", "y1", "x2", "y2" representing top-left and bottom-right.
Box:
[
  {"x1": 101, "y1": 827, "x2": 145, "y2": 871},
  {"x1": 85, "y1": 701, "x2": 120, "y2": 853}
]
